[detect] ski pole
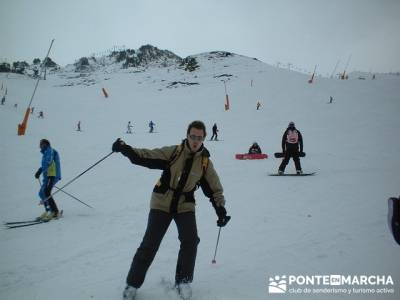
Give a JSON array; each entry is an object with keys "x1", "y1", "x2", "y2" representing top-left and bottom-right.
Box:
[
  {"x1": 41, "y1": 151, "x2": 114, "y2": 207},
  {"x1": 211, "y1": 227, "x2": 222, "y2": 264},
  {"x1": 38, "y1": 178, "x2": 93, "y2": 209}
]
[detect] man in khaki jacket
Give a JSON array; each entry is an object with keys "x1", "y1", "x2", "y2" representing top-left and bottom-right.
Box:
[{"x1": 113, "y1": 120, "x2": 230, "y2": 300}]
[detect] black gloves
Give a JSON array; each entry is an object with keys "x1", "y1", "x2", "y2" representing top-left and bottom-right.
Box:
[
  {"x1": 215, "y1": 205, "x2": 231, "y2": 227},
  {"x1": 34, "y1": 168, "x2": 42, "y2": 179},
  {"x1": 218, "y1": 215, "x2": 231, "y2": 227},
  {"x1": 112, "y1": 138, "x2": 126, "y2": 152}
]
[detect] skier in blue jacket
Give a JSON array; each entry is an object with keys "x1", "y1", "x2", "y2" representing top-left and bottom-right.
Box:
[{"x1": 35, "y1": 139, "x2": 61, "y2": 221}]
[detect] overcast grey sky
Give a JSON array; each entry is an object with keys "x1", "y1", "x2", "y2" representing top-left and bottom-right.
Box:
[{"x1": 1, "y1": 0, "x2": 399, "y2": 75}]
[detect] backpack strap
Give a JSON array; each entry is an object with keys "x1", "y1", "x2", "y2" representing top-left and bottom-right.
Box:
[
  {"x1": 201, "y1": 154, "x2": 209, "y2": 176},
  {"x1": 169, "y1": 141, "x2": 209, "y2": 176},
  {"x1": 168, "y1": 141, "x2": 184, "y2": 167}
]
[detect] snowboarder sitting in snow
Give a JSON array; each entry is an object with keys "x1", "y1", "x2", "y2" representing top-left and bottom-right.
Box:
[
  {"x1": 278, "y1": 121, "x2": 304, "y2": 175},
  {"x1": 34, "y1": 139, "x2": 61, "y2": 221},
  {"x1": 112, "y1": 120, "x2": 231, "y2": 300},
  {"x1": 248, "y1": 142, "x2": 262, "y2": 154}
]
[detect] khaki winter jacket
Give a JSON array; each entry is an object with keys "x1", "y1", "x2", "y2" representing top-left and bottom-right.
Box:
[{"x1": 120, "y1": 139, "x2": 225, "y2": 214}]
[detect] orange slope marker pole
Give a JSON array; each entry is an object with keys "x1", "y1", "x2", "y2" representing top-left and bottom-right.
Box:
[
  {"x1": 102, "y1": 87, "x2": 109, "y2": 98},
  {"x1": 341, "y1": 54, "x2": 352, "y2": 80},
  {"x1": 92, "y1": 65, "x2": 109, "y2": 98},
  {"x1": 225, "y1": 94, "x2": 230, "y2": 110},
  {"x1": 223, "y1": 80, "x2": 230, "y2": 110},
  {"x1": 18, "y1": 39, "x2": 55, "y2": 136},
  {"x1": 308, "y1": 65, "x2": 317, "y2": 84}
]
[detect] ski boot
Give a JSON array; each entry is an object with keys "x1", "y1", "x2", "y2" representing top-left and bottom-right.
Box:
[
  {"x1": 42, "y1": 211, "x2": 56, "y2": 222},
  {"x1": 36, "y1": 211, "x2": 49, "y2": 221},
  {"x1": 176, "y1": 283, "x2": 192, "y2": 300},
  {"x1": 123, "y1": 285, "x2": 137, "y2": 300}
]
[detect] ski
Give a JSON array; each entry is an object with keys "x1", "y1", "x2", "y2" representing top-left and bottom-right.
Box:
[
  {"x1": 4, "y1": 219, "x2": 39, "y2": 225},
  {"x1": 5, "y1": 221, "x2": 45, "y2": 229},
  {"x1": 4, "y1": 210, "x2": 63, "y2": 229}
]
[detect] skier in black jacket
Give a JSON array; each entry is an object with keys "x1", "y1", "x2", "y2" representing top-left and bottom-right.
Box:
[
  {"x1": 278, "y1": 122, "x2": 303, "y2": 174},
  {"x1": 210, "y1": 123, "x2": 218, "y2": 141}
]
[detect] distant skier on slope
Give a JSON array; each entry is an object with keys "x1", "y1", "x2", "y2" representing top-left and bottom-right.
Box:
[
  {"x1": 126, "y1": 121, "x2": 133, "y2": 134},
  {"x1": 149, "y1": 120, "x2": 155, "y2": 133},
  {"x1": 112, "y1": 120, "x2": 231, "y2": 300},
  {"x1": 278, "y1": 121, "x2": 304, "y2": 175},
  {"x1": 210, "y1": 123, "x2": 218, "y2": 141},
  {"x1": 34, "y1": 139, "x2": 61, "y2": 221},
  {"x1": 248, "y1": 142, "x2": 262, "y2": 154}
]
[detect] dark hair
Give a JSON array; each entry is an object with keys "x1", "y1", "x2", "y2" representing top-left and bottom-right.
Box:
[
  {"x1": 187, "y1": 120, "x2": 207, "y2": 137},
  {"x1": 40, "y1": 139, "x2": 50, "y2": 147}
]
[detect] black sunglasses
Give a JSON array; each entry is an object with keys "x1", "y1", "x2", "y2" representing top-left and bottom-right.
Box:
[{"x1": 189, "y1": 134, "x2": 204, "y2": 142}]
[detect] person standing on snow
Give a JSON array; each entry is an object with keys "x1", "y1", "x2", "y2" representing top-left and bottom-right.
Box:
[
  {"x1": 278, "y1": 121, "x2": 304, "y2": 175},
  {"x1": 34, "y1": 139, "x2": 61, "y2": 221},
  {"x1": 210, "y1": 123, "x2": 218, "y2": 141},
  {"x1": 149, "y1": 120, "x2": 155, "y2": 133},
  {"x1": 112, "y1": 120, "x2": 231, "y2": 300},
  {"x1": 127, "y1": 121, "x2": 133, "y2": 134}
]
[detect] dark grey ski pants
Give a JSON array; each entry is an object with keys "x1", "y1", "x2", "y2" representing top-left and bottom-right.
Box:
[
  {"x1": 279, "y1": 144, "x2": 302, "y2": 172},
  {"x1": 126, "y1": 209, "x2": 200, "y2": 288}
]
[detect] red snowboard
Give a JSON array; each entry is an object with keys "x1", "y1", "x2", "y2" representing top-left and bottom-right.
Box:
[{"x1": 235, "y1": 153, "x2": 268, "y2": 160}]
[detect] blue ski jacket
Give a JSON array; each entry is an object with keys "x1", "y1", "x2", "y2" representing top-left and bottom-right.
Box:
[{"x1": 40, "y1": 145, "x2": 61, "y2": 182}]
